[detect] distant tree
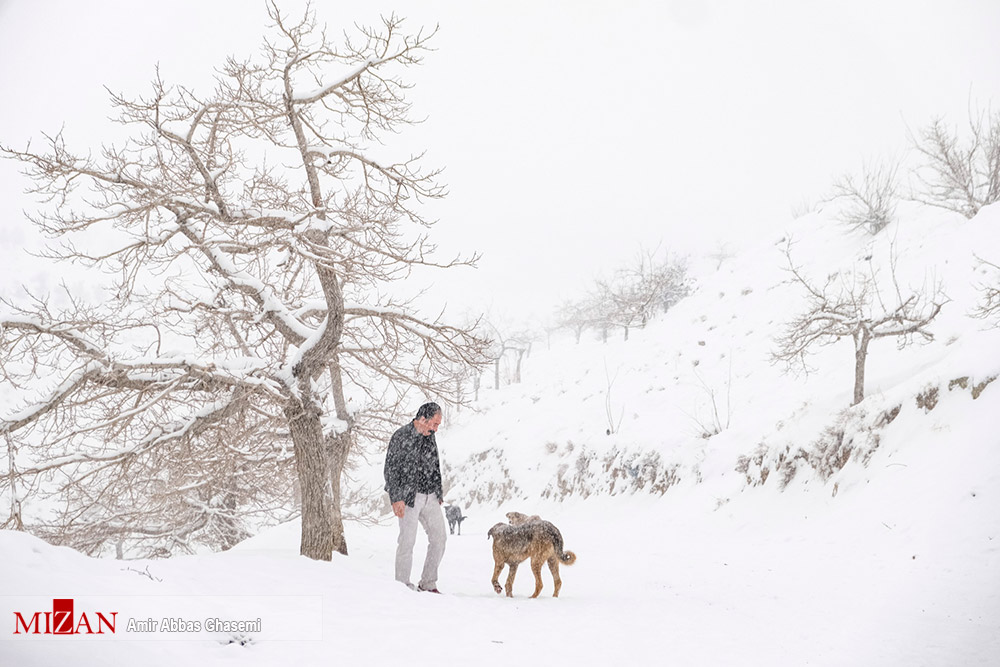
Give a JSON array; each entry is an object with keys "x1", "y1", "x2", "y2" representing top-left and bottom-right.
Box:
[
  {"x1": 594, "y1": 249, "x2": 691, "y2": 341},
  {"x1": 0, "y1": 6, "x2": 489, "y2": 560},
  {"x1": 650, "y1": 252, "x2": 693, "y2": 313},
  {"x1": 909, "y1": 104, "x2": 1000, "y2": 218},
  {"x1": 552, "y1": 250, "x2": 690, "y2": 344},
  {"x1": 973, "y1": 256, "x2": 1000, "y2": 324},
  {"x1": 505, "y1": 331, "x2": 534, "y2": 384},
  {"x1": 773, "y1": 240, "x2": 946, "y2": 406},
  {"x1": 479, "y1": 317, "x2": 534, "y2": 387},
  {"x1": 789, "y1": 198, "x2": 817, "y2": 221},
  {"x1": 555, "y1": 298, "x2": 598, "y2": 344},
  {"x1": 707, "y1": 242, "x2": 736, "y2": 270},
  {"x1": 830, "y1": 160, "x2": 900, "y2": 235}
]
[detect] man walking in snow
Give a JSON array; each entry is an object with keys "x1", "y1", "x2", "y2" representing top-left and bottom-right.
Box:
[{"x1": 383, "y1": 402, "x2": 447, "y2": 593}]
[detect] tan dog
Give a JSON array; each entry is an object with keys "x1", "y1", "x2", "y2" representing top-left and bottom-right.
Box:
[
  {"x1": 488, "y1": 519, "x2": 577, "y2": 598},
  {"x1": 505, "y1": 511, "x2": 541, "y2": 526}
]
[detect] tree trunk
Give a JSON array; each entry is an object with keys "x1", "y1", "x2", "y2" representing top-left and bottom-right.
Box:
[
  {"x1": 853, "y1": 329, "x2": 871, "y2": 406},
  {"x1": 5, "y1": 435, "x2": 23, "y2": 530},
  {"x1": 328, "y1": 431, "x2": 351, "y2": 556},
  {"x1": 286, "y1": 401, "x2": 334, "y2": 561},
  {"x1": 326, "y1": 358, "x2": 351, "y2": 556},
  {"x1": 288, "y1": 68, "x2": 348, "y2": 560},
  {"x1": 218, "y1": 492, "x2": 247, "y2": 551},
  {"x1": 494, "y1": 358, "x2": 501, "y2": 390}
]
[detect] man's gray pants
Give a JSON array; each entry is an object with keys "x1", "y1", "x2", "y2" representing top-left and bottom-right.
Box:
[{"x1": 395, "y1": 492, "x2": 447, "y2": 590}]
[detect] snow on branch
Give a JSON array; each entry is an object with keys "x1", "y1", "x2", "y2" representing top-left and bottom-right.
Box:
[
  {"x1": 0, "y1": 361, "x2": 102, "y2": 435},
  {"x1": 15, "y1": 391, "x2": 240, "y2": 478},
  {"x1": 290, "y1": 58, "x2": 379, "y2": 105}
]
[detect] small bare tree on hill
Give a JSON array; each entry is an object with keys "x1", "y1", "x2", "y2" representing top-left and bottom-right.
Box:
[
  {"x1": 564, "y1": 249, "x2": 690, "y2": 343},
  {"x1": 555, "y1": 298, "x2": 598, "y2": 345},
  {"x1": 595, "y1": 249, "x2": 685, "y2": 341},
  {"x1": 909, "y1": 104, "x2": 1000, "y2": 218},
  {"x1": 480, "y1": 317, "x2": 534, "y2": 388},
  {"x1": 773, "y1": 240, "x2": 946, "y2": 406},
  {"x1": 831, "y1": 160, "x2": 900, "y2": 235},
  {"x1": 973, "y1": 256, "x2": 1000, "y2": 324}
]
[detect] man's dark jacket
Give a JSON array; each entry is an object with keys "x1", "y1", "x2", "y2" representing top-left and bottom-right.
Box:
[{"x1": 383, "y1": 421, "x2": 444, "y2": 507}]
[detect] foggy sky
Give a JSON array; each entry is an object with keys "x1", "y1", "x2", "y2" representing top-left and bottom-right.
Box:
[{"x1": 1, "y1": 0, "x2": 998, "y2": 324}]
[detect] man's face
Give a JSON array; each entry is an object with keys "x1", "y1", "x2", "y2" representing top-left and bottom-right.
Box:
[{"x1": 415, "y1": 412, "x2": 442, "y2": 436}]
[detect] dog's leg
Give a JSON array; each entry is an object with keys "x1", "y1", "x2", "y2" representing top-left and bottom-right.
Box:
[
  {"x1": 529, "y1": 557, "x2": 545, "y2": 598},
  {"x1": 547, "y1": 556, "x2": 562, "y2": 597},
  {"x1": 492, "y1": 559, "x2": 504, "y2": 595},
  {"x1": 504, "y1": 562, "x2": 518, "y2": 597}
]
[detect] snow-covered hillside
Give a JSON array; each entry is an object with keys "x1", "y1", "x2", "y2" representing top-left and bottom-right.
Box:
[
  {"x1": 438, "y1": 202, "x2": 1000, "y2": 509},
  {"x1": 3, "y1": 204, "x2": 999, "y2": 666}
]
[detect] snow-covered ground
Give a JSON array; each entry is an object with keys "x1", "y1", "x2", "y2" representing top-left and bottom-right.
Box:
[
  {"x1": 3, "y1": 204, "x2": 1000, "y2": 665},
  {"x1": 3, "y1": 426, "x2": 998, "y2": 667}
]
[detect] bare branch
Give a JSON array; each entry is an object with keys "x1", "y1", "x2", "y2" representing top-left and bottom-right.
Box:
[
  {"x1": 908, "y1": 102, "x2": 1000, "y2": 218},
  {"x1": 772, "y1": 238, "x2": 946, "y2": 405}
]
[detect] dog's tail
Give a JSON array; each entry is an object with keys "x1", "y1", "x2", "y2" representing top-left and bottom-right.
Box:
[{"x1": 544, "y1": 523, "x2": 577, "y2": 566}]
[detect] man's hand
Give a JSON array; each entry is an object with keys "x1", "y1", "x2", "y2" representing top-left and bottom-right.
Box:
[{"x1": 392, "y1": 501, "x2": 406, "y2": 518}]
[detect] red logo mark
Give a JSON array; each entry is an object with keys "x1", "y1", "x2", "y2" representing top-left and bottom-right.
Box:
[{"x1": 13, "y1": 598, "x2": 117, "y2": 635}]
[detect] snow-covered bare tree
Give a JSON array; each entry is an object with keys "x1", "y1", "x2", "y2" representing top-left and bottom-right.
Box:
[
  {"x1": 552, "y1": 251, "x2": 689, "y2": 344},
  {"x1": 591, "y1": 276, "x2": 639, "y2": 342},
  {"x1": 649, "y1": 252, "x2": 692, "y2": 313},
  {"x1": 0, "y1": 5, "x2": 489, "y2": 561},
  {"x1": 594, "y1": 249, "x2": 690, "y2": 341},
  {"x1": 973, "y1": 256, "x2": 1000, "y2": 324},
  {"x1": 555, "y1": 298, "x2": 599, "y2": 344},
  {"x1": 707, "y1": 241, "x2": 736, "y2": 270},
  {"x1": 909, "y1": 105, "x2": 1000, "y2": 218},
  {"x1": 772, "y1": 241, "x2": 946, "y2": 406},
  {"x1": 830, "y1": 160, "x2": 900, "y2": 235},
  {"x1": 503, "y1": 330, "x2": 534, "y2": 385},
  {"x1": 478, "y1": 317, "x2": 534, "y2": 388}
]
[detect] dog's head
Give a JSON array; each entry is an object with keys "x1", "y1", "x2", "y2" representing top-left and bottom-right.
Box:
[{"x1": 506, "y1": 511, "x2": 542, "y2": 526}]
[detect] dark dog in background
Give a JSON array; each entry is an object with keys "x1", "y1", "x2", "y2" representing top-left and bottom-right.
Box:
[
  {"x1": 444, "y1": 505, "x2": 467, "y2": 535},
  {"x1": 488, "y1": 518, "x2": 577, "y2": 598}
]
